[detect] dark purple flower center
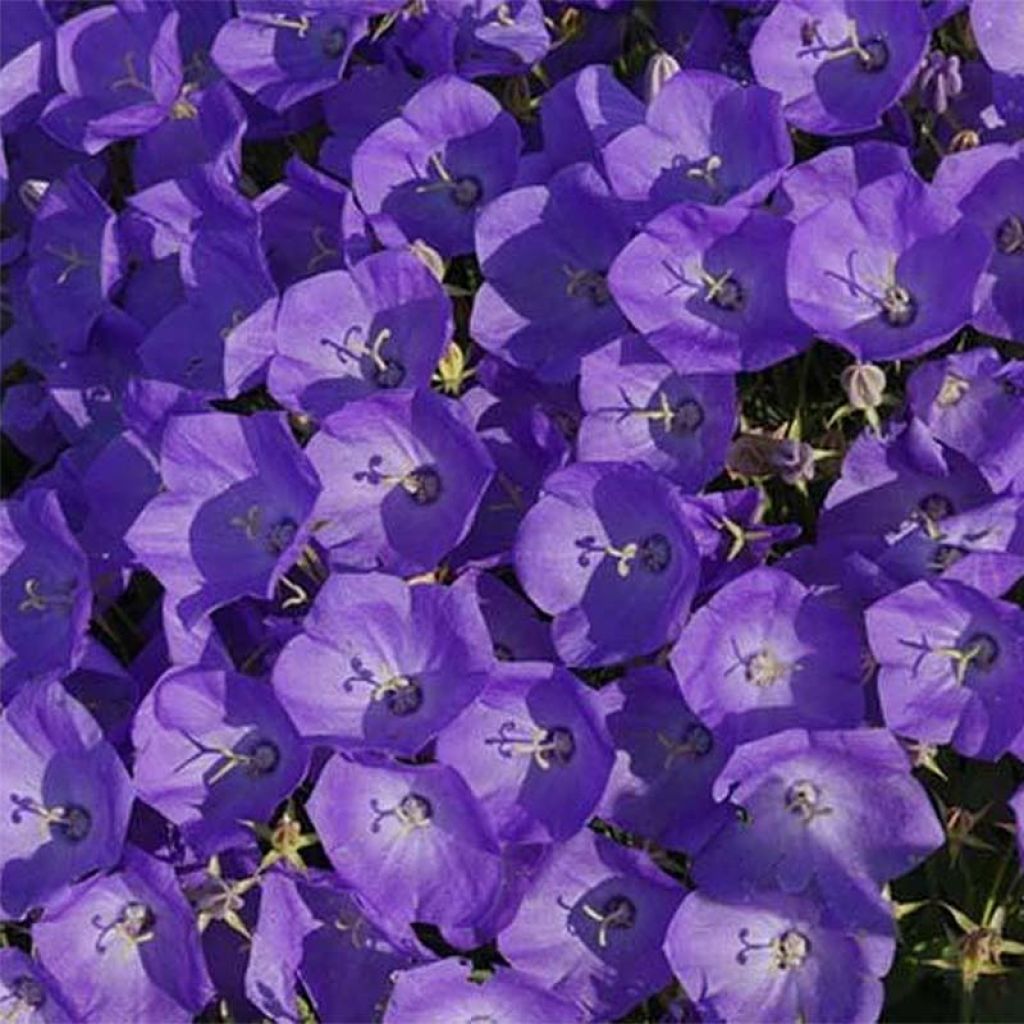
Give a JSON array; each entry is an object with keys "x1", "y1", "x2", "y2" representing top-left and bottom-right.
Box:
[
  {"x1": 50, "y1": 803, "x2": 92, "y2": 843},
  {"x1": 708, "y1": 273, "x2": 745, "y2": 312},
  {"x1": 670, "y1": 398, "x2": 704, "y2": 434},
  {"x1": 856, "y1": 37, "x2": 889, "y2": 72},
  {"x1": 494, "y1": 642, "x2": 515, "y2": 661},
  {"x1": 9, "y1": 977, "x2": 46, "y2": 1010},
  {"x1": 995, "y1": 215, "x2": 1024, "y2": 255},
  {"x1": 660, "y1": 721, "x2": 714, "y2": 766},
  {"x1": 881, "y1": 283, "x2": 917, "y2": 326},
  {"x1": 399, "y1": 793, "x2": 432, "y2": 826},
  {"x1": 321, "y1": 25, "x2": 347, "y2": 59},
  {"x1": 542, "y1": 726, "x2": 576, "y2": 765},
  {"x1": 402, "y1": 466, "x2": 443, "y2": 505},
  {"x1": 121, "y1": 901, "x2": 156, "y2": 939},
  {"x1": 964, "y1": 632, "x2": 999, "y2": 671},
  {"x1": 918, "y1": 493, "x2": 954, "y2": 521},
  {"x1": 372, "y1": 357, "x2": 406, "y2": 389},
  {"x1": 566, "y1": 268, "x2": 611, "y2": 307},
  {"x1": 451, "y1": 176, "x2": 482, "y2": 208},
  {"x1": 644, "y1": 393, "x2": 706, "y2": 434},
  {"x1": 385, "y1": 679, "x2": 424, "y2": 716},
  {"x1": 246, "y1": 739, "x2": 281, "y2": 776},
  {"x1": 639, "y1": 533, "x2": 672, "y2": 573},
  {"x1": 267, "y1": 516, "x2": 298, "y2": 555}
]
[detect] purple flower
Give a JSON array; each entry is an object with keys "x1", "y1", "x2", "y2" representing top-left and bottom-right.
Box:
[
  {"x1": 819, "y1": 417, "x2": 996, "y2": 550},
  {"x1": 352, "y1": 74, "x2": 521, "y2": 258},
  {"x1": 33, "y1": 848, "x2": 214, "y2": 1023},
  {"x1": 766, "y1": 141, "x2": 913, "y2": 223},
  {"x1": 578, "y1": 334, "x2": 736, "y2": 491},
  {"x1": 246, "y1": 869, "x2": 415, "y2": 1023},
  {"x1": 515, "y1": 461, "x2": 700, "y2": 666},
  {"x1": 498, "y1": 830, "x2": 683, "y2": 1019},
  {"x1": 749, "y1": 0, "x2": 929, "y2": 135},
  {"x1": 470, "y1": 161, "x2": 631, "y2": 381},
  {"x1": 691, "y1": 728, "x2": 944, "y2": 923},
  {"x1": 866, "y1": 579, "x2": 1024, "y2": 760},
  {"x1": 388, "y1": 0, "x2": 551, "y2": 80},
  {"x1": 132, "y1": 667, "x2": 308, "y2": 856},
  {"x1": 610, "y1": 202, "x2": 813, "y2": 373},
  {"x1": 0, "y1": 947, "x2": 74, "y2": 1023},
  {"x1": 787, "y1": 172, "x2": 992, "y2": 361},
  {"x1": 254, "y1": 157, "x2": 371, "y2": 289},
  {"x1": 305, "y1": 390, "x2": 495, "y2": 575},
  {"x1": 670, "y1": 567, "x2": 866, "y2": 742},
  {"x1": 602, "y1": 69, "x2": 792, "y2": 216},
  {"x1": 1, "y1": 489, "x2": 91, "y2": 696},
  {"x1": 598, "y1": 665, "x2": 736, "y2": 854},
  {"x1": 383, "y1": 959, "x2": 584, "y2": 1023},
  {"x1": 273, "y1": 572, "x2": 493, "y2": 755},
  {"x1": 126, "y1": 411, "x2": 320, "y2": 627},
  {"x1": 435, "y1": 660, "x2": 614, "y2": 842},
  {"x1": 679, "y1": 487, "x2": 802, "y2": 596},
  {"x1": 664, "y1": 889, "x2": 894, "y2": 1023},
  {"x1": 249, "y1": 250, "x2": 451, "y2": 418},
  {"x1": 306, "y1": 756, "x2": 504, "y2": 935},
  {"x1": 0, "y1": 680, "x2": 133, "y2": 919},
  {"x1": 131, "y1": 79, "x2": 246, "y2": 190},
  {"x1": 906, "y1": 347, "x2": 1024, "y2": 493},
  {"x1": 867, "y1": 496, "x2": 1024, "y2": 600},
  {"x1": 210, "y1": 1, "x2": 375, "y2": 112},
  {"x1": 42, "y1": 6, "x2": 189, "y2": 153},
  {"x1": 26, "y1": 166, "x2": 127, "y2": 354},
  {"x1": 931, "y1": 142, "x2": 1024, "y2": 343},
  {"x1": 537, "y1": 65, "x2": 643, "y2": 175},
  {"x1": 138, "y1": 224, "x2": 276, "y2": 395}
]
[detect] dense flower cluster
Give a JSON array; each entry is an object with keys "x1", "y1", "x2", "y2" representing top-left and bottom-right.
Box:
[{"x1": 1, "y1": 1, "x2": 1022, "y2": 1022}]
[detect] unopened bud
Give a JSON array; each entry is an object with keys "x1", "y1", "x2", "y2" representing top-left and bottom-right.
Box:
[
  {"x1": 409, "y1": 239, "x2": 446, "y2": 282},
  {"x1": 949, "y1": 128, "x2": 981, "y2": 152},
  {"x1": 644, "y1": 51, "x2": 681, "y2": 103},
  {"x1": 840, "y1": 362, "x2": 886, "y2": 411},
  {"x1": 18, "y1": 179, "x2": 50, "y2": 213},
  {"x1": 727, "y1": 434, "x2": 815, "y2": 485}
]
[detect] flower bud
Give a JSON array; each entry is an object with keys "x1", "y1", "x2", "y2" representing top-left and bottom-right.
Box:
[
  {"x1": 727, "y1": 434, "x2": 815, "y2": 485},
  {"x1": 18, "y1": 179, "x2": 50, "y2": 213},
  {"x1": 840, "y1": 362, "x2": 886, "y2": 411},
  {"x1": 644, "y1": 51, "x2": 681, "y2": 104}
]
